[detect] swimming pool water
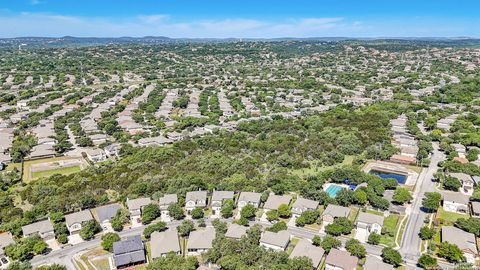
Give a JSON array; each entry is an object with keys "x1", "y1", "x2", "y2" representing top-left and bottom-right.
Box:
[
  {"x1": 325, "y1": 184, "x2": 345, "y2": 198},
  {"x1": 370, "y1": 170, "x2": 407, "y2": 184}
]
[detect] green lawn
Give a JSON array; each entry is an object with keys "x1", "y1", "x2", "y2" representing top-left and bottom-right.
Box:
[
  {"x1": 380, "y1": 214, "x2": 400, "y2": 247},
  {"x1": 436, "y1": 207, "x2": 469, "y2": 224},
  {"x1": 366, "y1": 209, "x2": 384, "y2": 216},
  {"x1": 31, "y1": 165, "x2": 81, "y2": 179},
  {"x1": 348, "y1": 206, "x2": 360, "y2": 222}
]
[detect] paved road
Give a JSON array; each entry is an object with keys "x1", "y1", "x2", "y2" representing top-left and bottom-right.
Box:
[{"x1": 399, "y1": 142, "x2": 444, "y2": 269}]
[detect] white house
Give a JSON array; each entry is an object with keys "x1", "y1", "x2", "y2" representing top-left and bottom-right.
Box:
[
  {"x1": 21, "y1": 219, "x2": 55, "y2": 240},
  {"x1": 322, "y1": 204, "x2": 351, "y2": 227},
  {"x1": 442, "y1": 226, "x2": 478, "y2": 263},
  {"x1": 443, "y1": 192, "x2": 469, "y2": 214},
  {"x1": 64, "y1": 210, "x2": 94, "y2": 234},
  {"x1": 449, "y1": 173, "x2": 475, "y2": 196},
  {"x1": 158, "y1": 194, "x2": 178, "y2": 219},
  {"x1": 126, "y1": 197, "x2": 152, "y2": 226},
  {"x1": 151, "y1": 229, "x2": 181, "y2": 259},
  {"x1": 185, "y1": 191, "x2": 208, "y2": 214},
  {"x1": 355, "y1": 212, "x2": 384, "y2": 243},
  {"x1": 186, "y1": 227, "x2": 216, "y2": 256},
  {"x1": 95, "y1": 203, "x2": 122, "y2": 232},
  {"x1": 85, "y1": 148, "x2": 107, "y2": 163},
  {"x1": 237, "y1": 192, "x2": 261, "y2": 210},
  {"x1": 291, "y1": 197, "x2": 319, "y2": 217},
  {"x1": 211, "y1": 191, "x2": 234, "y2": 216}
]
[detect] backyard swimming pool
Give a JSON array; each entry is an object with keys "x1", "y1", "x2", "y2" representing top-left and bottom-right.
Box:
[
  {"x1": 370, "y1": 170, "x2": 407, "y2": 184},
  {"x1": 324, "y1": 184, "x2": 346, "y2": 198}
]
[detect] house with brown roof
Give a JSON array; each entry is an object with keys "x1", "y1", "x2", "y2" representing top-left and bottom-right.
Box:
[
  {"x1": 289, "y1": 239, "x2": 325, "y2": 268},
  {"x1": 442, "y1": 226, "x2": 478, "y2": 263},
  {"x1": 325, "y1": 249, "x2": 358, "y2": 270}
]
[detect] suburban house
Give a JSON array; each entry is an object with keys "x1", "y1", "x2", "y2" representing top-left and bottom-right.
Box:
[
  {"x1": 126, "y1": 197, "x2": 152, "y2": 225},
  {"x1": 151, "y1": 229, "x2": 181, "y2": 259},
  {"x1": 0, "y1": 232, "x2": 14, "y2": 269},
  {"x1": 259, "y1": 230, "x2": 291, "y2": 251},
  {"x1": 471, "y1": 201, "x2": 480, "y2": 217},
  {"x1": 291, "y1": 197, "x2": 319, "y2": 217},
  {"x1": 322, "y1": 204, "x2": 351, "y2": 227},
  {"x1": 84, "y1": 148, "x2": 107, "y2": 163},
  {"x1": 449, "y1": 172, "x2": 475, "y2": 196},
  {"x1": 237, "y1": 192, "x2": 261, "y2": 210},
  {"x1": 225, "y1": 224, "x2": 248, "y2": 239},
  {"x1": 95, "y1": 203, "x2": 122, "y2": 232},
  {"x1": 65, "y1": 210, "x2": 94, "y2": 234},
  {"x1": 104, "y1": 143, "x2": 121, "y2": 158},
  {"x1": 158, "y1": 194, "x2": 178, "y2": 216},
  {"x1": 355, "y1": 212, "x2": 384, "y2": 243},
  {"x1": 185, "y1": 191, "x2": 208, "y2": 213},
  {"x1": 263, "y1": 194, "x2": 292, "y2": 212},
  {"x1": 363, "y1": 256, "x2": 393, "y2": 270},
  {"x1": 325, "y1": 249, "x2": 358, "y2": 270},
  {"x1": 442, "y1": 226, "x2": 478, "y2": 263},
  {"x1": 186, "y1": 227, "x2": 216, "y2": 256},
  {"x1": 21, "y1": 219, "x2": 55, "y2": 240},
  {"x1": 442, "y1": 192, "x2": 469, "y2": 214},
  {"x1": 211, "y1": 191, "x2": 234, "y2": 216},
  {"x1": 113, "y1": 235, "x2": 146, "y2": 269},
  {"x1": 289, "y1": 239, "x2": 325, "y2": 269}
]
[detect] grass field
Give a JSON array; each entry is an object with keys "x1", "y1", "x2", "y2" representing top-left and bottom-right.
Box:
[
  {"x1": 22, "y1": 156, "x2": 87, "y2": 182},
  {"x1": 380, "y1": 214, "x2": 400, "y2": 247},
  {"x1": 436, "y1": 207, "x2": 469, "y2": 224},
  {"x1": 31, "y1": 165, "x2": 81, "y2": 179}
]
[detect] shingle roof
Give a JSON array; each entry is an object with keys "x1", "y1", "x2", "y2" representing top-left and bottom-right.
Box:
[
  {"x1": 442, "y1": 226, "x2": 478, "y2": 254},
  {"x1": 158, "y1": 194, "x2": 178, "y2": 206},
  {"x1": 95, "y1": 203, "x2": 122, "y2": 223},
  {"x1": 357, "y1": 212, "x2": 384, "y2": 226},
  {"x1": 291, "y1": 197, "x2": 319, "y2": 214},
  {"x1": 0, "y1": 232, "x2": 14, "y2": 254},
  {"x1": 211, "y1": 191, "x2": 234, "y2": 202},
  {"x1": 263, "y1": 194, "x2": 292, "y2": 210},
  {"x1": 443, "y1": 192, "x2": 470, "y2": 205},
  {"x1": 325, "y1": 249, "x2": 358, "y2": 270},
  {"x1": 22, "y1": 219, "x2": 54, "y2": 236},
  {"x1": 151, "y1": 229, "x2": 180, "y2": 259},
  {"x1": 113, "y1": 235, "x2": 145, "y2": 267},
  {"x1": 449, "y1": 173, "x2": 473, "y2": 183},
  {"x1": 238, "y1": 192, "x2": 261, "y2": 204},
  {"x1": 289, "y1": 239, "x2": 325, "y2": 268},
  {"x1": 364, "y1": 256, "x2": 394, "y2": 270},
  {"x1": 225, "y1": 224, "x2": 247, "y2": 239},
  {"x1": 127, "y1": 197, "x2": 152, "y2": 211},
  {"x1": 65, "y1": 210, "x2": 93, "y2": 227},
  {"x1": 186, "y1": 191, "x2": 207, "y2": 204},
  {"x1": 187, "y1": 227, "x2": 216, "y2": 250},
  {"x1": 260, "y1": 230, "x2": 290, "y2": 249},
  {"x1": 323, "y1": 204, "x2": 351, "y2": 218}
]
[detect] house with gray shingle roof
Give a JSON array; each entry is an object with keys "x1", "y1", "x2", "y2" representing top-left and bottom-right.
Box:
[
  {"x1": 65, "y1": 210, "x2": 94, "y2": 235},
  {"x1": 0, "y1": 232, "x2": 14, "y2": 265},
  {"x1": 95, "y1": 203, "x2": 122, "y2": 232},
  {"x1": 211, "y1": 191, "x2": 234, "y2": 216},
  {"x1": 355, "y1": 212, "x2": 384, "y2": 243},
  {"x1": 325, "y1": 249, "x2": 358, "y2": 270},
  {"x1": 442, "y1": 192, "x2": 469, "y2": 214},
  {"x1": 21, "y1": 219, "x2": 55, "y2": 240},
  {"x1": 289, "y1": 239, "x2": 325, "y2": 268},
  {"x1": 237, "y1": 192, "x2": 261, "y2": 209},
  {"x1": 185, "y1": 191, "x2": 208, "y2": 213},
  {"x1": 363, "y1": 256, "x2": 393, "y2": 270},
  {"x1": 186, "y1": 227, "x2": 216, "y2": 256},
  {"x1": 291, "y1": 197, "x2": 319, "y2": 217},
  {"x1": 225, "y1": 224, "x2": 247, "y2": 239},
  {"x1": 113, "y1": 235, "x2": 146, "y2": 268},
  {"x1": 127, "y1": 197, "x2": 152, "y2": 224},
  {"x1": 263, "y1": 194, "x2": 292, "y2": 211},
  {"x1": 442, "y1": 226, "x2": 478, "y2": 263},
  {"x1": 322, "y1": 204, "x2": 350, "y2": 227},
  {"x1": 151, "y1": 229, "x2": 180, "y2": 259},
  {"x1": 259, "y1": 230, "x2": 290, "y2": 251}
]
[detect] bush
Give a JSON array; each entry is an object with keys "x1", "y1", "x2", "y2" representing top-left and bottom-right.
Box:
[
  {"x1": 381, "y1": 247, "x2": 402, "y2": 267},
  {"x1": 240, "y1": 204, "x2": 256, "y2": 220},
  {"x1": 141, "y1": 204, "x2": 161, "y2": 224},
  {"x1": 367, "y1": 232, "x2": 381, "y2": 245},
  {"x1": 79, "y1": 220, "x2": 101, "y2": 240},
  {"x1": 101, "y1": 233, "x2": 120, "y2": 252},
  {"x1": 143, "y1": 222, "x2": 167, "y2": 239},
  {"x1": 266, "y1": 221, "x2": 287, "y2": 232},
  {"x1": 168, "y1": 203, "x2": 185, "y2": 220},
  {"x1": 191, "y1": 207, "x2": 204, "y2": 219}
]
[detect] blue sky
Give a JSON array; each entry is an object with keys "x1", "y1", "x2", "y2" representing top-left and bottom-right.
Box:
[{"x1": 0, "y1": 0, "x2": 479, "y2": 38}]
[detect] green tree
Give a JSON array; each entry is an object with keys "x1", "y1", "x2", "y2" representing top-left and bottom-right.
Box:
[
  {"x1": 167, "y1": 203, "x2": 185, "y2": 220},
  {"x1": 221, "y1": 199, "x2": 234, "y2": 218},
  {"x1": 101, "y1": 232, "x2": 120, "y2": 252},
  {"x1": 321, "y1": 235, "x2": 341, "y2": 253},
  {"x1": 443, "y1": 177, "x2": 462, "y2": 191},
  {"x1": 143, "y1": 222, "x2": 167, "y2": 239},
  {"x1": 367, "y1": 232, "x2": 381, "y2": 245},
  {"x1": 422, "y1": 192, "x2": 442, "y2": 212},
  {"x1": 392, "y1": 187, "x2": 413, "y2": 205},
  {"x1": 141, "y1": 204, "x2": 161, "y2": 224},
  {"x1": 240, "y1": 204, "x2": 256, "y2": 220},
  {"x1": 266, "y1": 210, "x2": 279, "y2": 222},
  {"x1": 278, "y1": 204, "x2": 291, "y2": 218},
  {"x1": 79, "y1": 220, "x2": 101, "y2": 240},
  {"x1": 191, "y1": 207, "x2": 204, "y2": 219},
  {"x1": 178, "y1": 220, "x2": 195, "y2": 237},
  {"x1": 419, "y1": 226, "x2": 435, "y2": 240},
  {"x1": 381, "y1": 247, "x2": 402, "y2": 267},
  {"x1": 312, "y1": 235, "x2": 322, "y2": 246},
  {"x1": 32, "y1": 241, "x2": 47, "y2": 255},
  {"x1": 418, "y1": 254, "x2": 438, "y2": 269},
  {"x1": 345, "y1": 239, "x2": 366, "y2": 258},
  {"x1": 147, "y1": 253, "x2": 198, "y2": 270},
  {"x1": 267, "y1": 221, "x2": 287, "y2": 232},
  {"x1": 325, "y1": 217, "x2": 353, "y2": 236},
  {"x1": 111, "y1": 208, "x2": 129, "y2": 232},
  {"x1": 437, "y1": 242, "x2": 465, "y2": 263}
]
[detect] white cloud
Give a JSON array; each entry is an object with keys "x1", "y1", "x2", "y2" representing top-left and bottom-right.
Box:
[{"x1": 0, "y1": 12, "x2": 363, "y2": 38}]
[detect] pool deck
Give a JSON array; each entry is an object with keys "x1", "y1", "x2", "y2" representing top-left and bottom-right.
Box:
[
  {"x1": 363, "y1": 160, "x2": 419, "y2": 186},
  {"x1": 323, "y1": 183, "x2": 350, "y2": 197}
]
